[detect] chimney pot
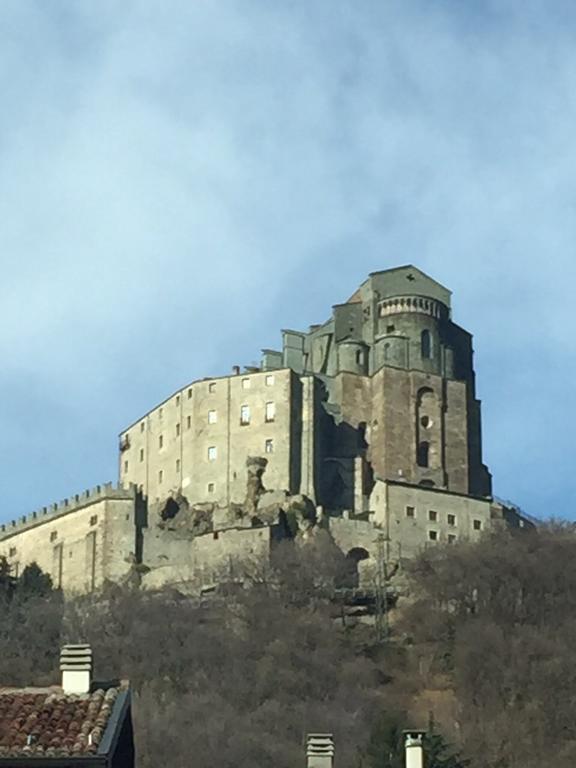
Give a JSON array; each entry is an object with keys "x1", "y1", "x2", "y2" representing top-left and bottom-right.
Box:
[
  {"x1": 403, "y1": 730, "x2": 426, "y2": 768},
  {"x1": 306, "y1": 734, "x2": 334, "y2": 768},
  {"x1": 60, "y1": 644, "x2": 93, "y2": 695}
]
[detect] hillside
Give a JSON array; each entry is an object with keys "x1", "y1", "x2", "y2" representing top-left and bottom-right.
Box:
[{"x1": 1, "y1": 524, "x2": 574, "y2": 768}]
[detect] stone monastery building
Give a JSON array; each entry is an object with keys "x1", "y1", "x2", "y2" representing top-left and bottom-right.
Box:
[{"x1": 0, "y1": 266, "x2": 527, "y2": 593}]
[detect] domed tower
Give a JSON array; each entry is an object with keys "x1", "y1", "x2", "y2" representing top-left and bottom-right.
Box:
[
  {"x1": 355, "y1": 265, "x2": 491, "y2": 496},
  {"x1": 278, "y1": 265, "x2": 492, "y2": 500}
]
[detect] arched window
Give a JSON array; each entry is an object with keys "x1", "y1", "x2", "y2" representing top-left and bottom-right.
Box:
[
  {"x1": 417, "y1": 441, "x2": 430, "y2": 468},
  {"x1": 421, "y1": 330, "x2": 432, "y2": 359},
  {"x1": 383, "y1": 343, "x2": 390, "y2": 361}
]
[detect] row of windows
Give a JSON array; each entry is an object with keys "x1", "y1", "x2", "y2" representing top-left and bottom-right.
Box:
[
  {"x1": 428, "y1": 530, "x2": 458, "y2": 543},
  {"x1": 124, "y1": 431, "x2": 277, "y2": 474},
  {"x1": 152, "y1": 439, "x2": 276, "y2": 483},
  {"x1": 134, "y1": 404, "x2": 278, "y2": 452},
  {"x1": 406, "y1": 506, "x2": 483, "y2": 530},
  {"x1": 131, "y1": 377, "x2": 278, "y2": 435}
]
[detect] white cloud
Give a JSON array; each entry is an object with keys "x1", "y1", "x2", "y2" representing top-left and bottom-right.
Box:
[{"x1": 1, "y1": 0, "x2": 574, "y2": 519}]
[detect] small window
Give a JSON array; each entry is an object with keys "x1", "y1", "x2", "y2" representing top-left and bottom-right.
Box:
[
  {"x1": 386, "y1": 325, "x2": 395, "y2": 333},
  {"x1": 405, "y1": 506, "x2": 415, "y2": 518},
  {"x1": 240, "y1": 405, "x2": 251, "y2": 425},
  {"x1": 139, "y1": 448, "x2": 144, "y2": 463},
  {"x1": 208, "y1": 410, "x2": 217, "y2": 424},
  {"x1": 428, "y1": 530, "x2": 438, "y2": 541},
  {"x1": 187, "y1": 415, "x2": 191, "y2": 429},
  {"x1": 124, "y1": 460, "x2": 129, "y2": 473},
  {"x1": 9, "y1": 547, "x2": 16, "y2": 557},
  {"x1": 355, "y1": 349, "x2": 363, "y2": 365},
  {"x1": 188, "y1": 388, "x2": 193, "y2": 399},
  {"x1": 207, "y1": 482, "x2": 215, "y2": 493},
  {"x1": 428, "y1": 510, "x2": 437, "y2": 522},
  {"x1": 213, "y1": 531, "x2": 219, "y2": 540},
  {"x1": 90, "y1": 515, "x2": 98, "y2": 527},
  {"x1": 176, "y1": 459, "x2": 181, "y2": 473},
  {"x1": 158, "y1": 470, "x2": 163, "y2": 484},
  {"x1": 140, "y1": 422, "x2": 145, "y2": 433},
  {"x1": 420, "y1": 415, "x2": 431, "y2": 429},
  {"x1": 265, "y1": 375, "x2": 275, "y2": 386},
  {"x1": 473, "y1": 519, "x2": 482, "y2": 531},
  {"x1": 159, "y1": 435, "x2": 164, "y2": 450},
  {"x1": 242, "y1": 378, "x2": 251, "y2": 389},
  {"x1": 421, "y1": 329, "x2": 432, "y2": 359},
  {"x1": 448, "y1": 534, "x2": 457, "y2": 543},
  {"x1": 50, "y1": 531, "x2": 58, "y2": 542},
  {"x1": 265, "y1": 439, "x2": 274, "y2": 454},
  {"x1": 265, "y1": 402, "x2": 276, "y2": 423},
  {"x1": 176, "y1": 423, "x2": 181, "y2": 437},
  {"x1": 208, "y1": 382, "x2": 216, "y2": 393},
  {"x1": 417, "y1": 441, "x2": 429, "y2": 468},
  {"x1": 208, "y1": 446, "x2": 217, "y2": 461},
  {"x1": 159, "y1": 407, "x2": 163, "y2": 419},
  {"x1": 447, "y1": 513, "x2": 456, "y2": 526}
]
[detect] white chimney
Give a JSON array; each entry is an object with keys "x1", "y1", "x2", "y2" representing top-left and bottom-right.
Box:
[
  {"x1": 60, "y1": 644, "x2": 93, "y2": 695},
  {"x1": 306, "y1": 734, "x2": 334, "y2": 768},
  {"x1": 404, "y1": 730, "x2": 425, "y2": 768}
]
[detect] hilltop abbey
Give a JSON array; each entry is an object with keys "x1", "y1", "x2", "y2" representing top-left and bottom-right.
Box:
[{"x1": 0, "y1": 267, "x2": 527, "y2": 593}]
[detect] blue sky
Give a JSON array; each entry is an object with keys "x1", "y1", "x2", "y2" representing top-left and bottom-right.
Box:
[{"x1": 1, "y1": 0, "x2": 575, "y2": 523}]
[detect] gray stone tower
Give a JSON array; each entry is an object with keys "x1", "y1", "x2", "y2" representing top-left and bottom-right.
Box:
[{"x1": 271, "y1": 266, "x2": 491, "y2": 505}]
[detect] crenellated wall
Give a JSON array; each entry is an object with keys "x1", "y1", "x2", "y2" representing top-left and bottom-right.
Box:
[{"x1": 0, "y1": 484, "x2": 140, "y2": 593}]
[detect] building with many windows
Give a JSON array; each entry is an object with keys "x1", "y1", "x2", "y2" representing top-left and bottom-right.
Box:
[{"x1": 0, "y1": 266, "x2": 529, "y2": 594}]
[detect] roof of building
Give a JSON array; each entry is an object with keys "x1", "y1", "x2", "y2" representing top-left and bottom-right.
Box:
[{"x1": 0, "y1": 685, "x2": 129, "y2": 762}]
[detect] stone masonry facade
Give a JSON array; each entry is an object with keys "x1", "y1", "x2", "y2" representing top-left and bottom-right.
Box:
[{"x1": 0, "y1": 266, "x2": 529, "y2": 594}]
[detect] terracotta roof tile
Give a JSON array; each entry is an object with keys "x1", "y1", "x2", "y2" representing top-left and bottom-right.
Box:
[{"x1": 0, "y1": 686, "x2": 120, "y2": 759}]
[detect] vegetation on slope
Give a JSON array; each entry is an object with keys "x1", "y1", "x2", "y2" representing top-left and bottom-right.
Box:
[{"x1": 3, "y1": 524, "x2": 575, "y2": 767}]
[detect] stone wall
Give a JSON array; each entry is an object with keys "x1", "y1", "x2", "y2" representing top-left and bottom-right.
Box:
[
  {"x1": 0, "y1": 485, "x2": 138, "y2": 594},
  {"x1": 119, "y1": 368, "x2": 320, "y2": 509},
  {"x1": 140, "y1": 524, "x2": 276, "y2": 592}
]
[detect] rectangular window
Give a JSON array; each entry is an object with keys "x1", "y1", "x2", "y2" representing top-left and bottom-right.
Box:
[
  {"x1": 265, "y1": 401, "x2": 276, "y2": 422},
  {"x1": 123, "y1": 460, "x2": 129, "y2": 473},
  {"x1": 473, "y1": 519, "x2": 482, "y2": 531},
  {"x1": 265, "y1": 375, "x2": 275, "y2": 386},
  {"x1": 159, "y1": 435, "x2": 163, "y2": 449},
  {"x1": 176, "y1": 459, "x2": 181, "y2": 473},
  {"x1": 158, "y1": 470, "x2": 164, "y2": 484},
  {"x1": 428, "y1": 530, "x2": 438, "y2": 541},
  {"x1": 176, "y1": 395, "x2": 180, "y2": 407},
  {"x1": 140, "y1": 422, "x2": 145, "y2": 433},
  {"x1": 50, "y1": 531, "x2": 58, "y2": 542},
  {"x1": 406, "y1": 506, "x2": 415, "y2": 518},
  {"x1": 242, "y1": 378, "x2": 251, "y2": 389},
  {"x1": 207, "y1": 482, "x2": 215, "y2": 493},
  {"x1": 208, "y1": 382, "x2": 216, "y2": 393},
  {"x1": 176, "y1": 423, "x2": 181, "y2": 436},
  {"x1": 187, "y1": 415, "x2": 191, "y2": 429},
  {"x1": 188, "y1": 388, "x2": 193, "y2": 399},
  {"x1": 265, "y1": 439, "x2": 274, "y2": 454},
  {"x1": 139, "y1": 448, "x2": 144, "y2": 462},
  {"x1": 428, "y1": 510, "x2": 437, "y2": 522},
  {"x1": 447, "y1": 513, "x2": 456, "y2": 526},
  {"x1": 159, "y1": 407, "x2": 163, "y2": 419},
  {"x1": 208, "y1": 409, "x2": 217, "y2": 424},
  {"x1": 90, "y1": 515, "x2": 98, "y2": 527},
  {"x1": 448, "y1": 534, "x2": 457, "y2": 543},
  {"x1": 208, "y1": 446, "x2": 217, "y2": 461},
  {"x1": 240, "y1": 405, "x2": 251, "y2": 425},
  {"x1": 9, "y1": 547, "x2": 16, "y2": 557}
]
